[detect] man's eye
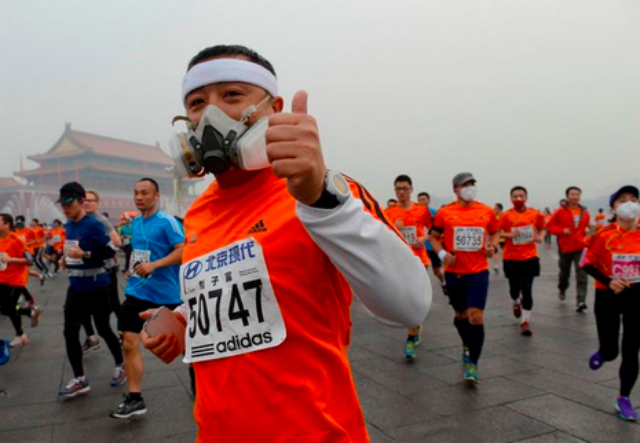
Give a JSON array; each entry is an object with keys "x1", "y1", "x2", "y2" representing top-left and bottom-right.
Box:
[
  {"x1": 188, "y1": 98, "x2": 206, "y2": 108},
  {"x1": 224, "y1": 91, "x2": 242, "y2": 98}
]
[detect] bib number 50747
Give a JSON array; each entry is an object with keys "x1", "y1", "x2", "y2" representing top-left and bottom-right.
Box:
[{"x1": 188, "y1": 279, "x2": 264, "y2": 338}]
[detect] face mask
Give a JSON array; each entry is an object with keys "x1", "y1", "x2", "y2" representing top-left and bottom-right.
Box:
[
  {"x1": 169, "y1": 95, "x2": 272, "y2": 177},
  {"x1": 460, "y1": 185, "x2": 476, "y2": 202},
  {"x1": 616, "y1": 201, "x2": 640, "y2": 222},
  {"x1": 512, "y1": 200, "x2": 526, "y2": 210}
]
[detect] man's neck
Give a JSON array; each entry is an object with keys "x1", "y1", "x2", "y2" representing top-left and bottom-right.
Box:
[
  {"x1": 216, "y1": 168, "x2": 264, "y2": 189},
  {"x1": 71, "y1": 211, "x2": 86, "y2": 223},
  {"x1": 398, "y1": 200, "x2": 412, "y2": 210},
  {"x1": 457, "y1": 198, "x2": 473, "y2": 207},
  {"x1": 141, "y1": 206, "x2": 159, "y2": 219},
  {"x1": 0, "y1": 230, "x2": 9, "y2": 239},
  {"x1": 569, "y1": 203, "x2": 580, "y2": 210}
]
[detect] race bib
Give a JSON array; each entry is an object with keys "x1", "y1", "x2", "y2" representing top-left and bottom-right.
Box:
[
  {"x1": 181, "y1": 238, "x2": 286, "y2": 363},
  {"x1": 64, "y1": 240, "x2": 83, "y2": 266},
  {"x1": 612, "y1": 254, "x2": 640, "y2": 283},
  {"x1": 454, "y1": 227, "x2": 484, "y2": 252},
  {"x1": 52, "y1": 235, "x2": 61, "y2": 243},
  {"x1": 129, "y1": 249, "x2": 151, "y2": 277},
  {"x1": 401, "y1": 226, "x2": 418, "y2": 244},
  {"x1": 513, "y1": 225, "x2": 534, "y2": 245},
  {"x1": 0, "y1": 253, "x2": 6, "y2": 271}
]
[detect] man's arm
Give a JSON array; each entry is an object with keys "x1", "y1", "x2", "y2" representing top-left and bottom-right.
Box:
[
  {"x1": 297, "y1": 188, "x2": 431, "y2": 329},
  {"x1": 546, "y1": 210, "x2": 568, "y2": 236}
]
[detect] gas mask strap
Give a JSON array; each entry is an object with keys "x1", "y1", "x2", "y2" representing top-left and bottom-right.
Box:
[
  {"x1": 172, "y1": 115, "x2": 197, "y2": 131},
  {"x1": 240, "y1": 94, "x2": 272, "y2": 123}
]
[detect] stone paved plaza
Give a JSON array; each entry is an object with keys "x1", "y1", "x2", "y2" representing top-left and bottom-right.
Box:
[{"x1": 1, "y1": 249, "x2": 639, "y2": 442}]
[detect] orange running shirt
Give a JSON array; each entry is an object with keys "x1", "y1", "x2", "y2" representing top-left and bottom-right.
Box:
[
  {"x1": 570, "y1": 207, "x2": 582, "y2": 229},
  {"x1": 182, "y1": 169, "x2": 373, "y2": 443},
  {"x1": 15, "y1": 227, "x2": 36, "y2": 254},
  {"x1": 583, "y1": 225, "x2": 640, "y2": 290},
  {"x1": 432, "y1": 201, "x2": 499, "y2": 274},
  {"x1": 0, "y1": 233, "x2": 29, "y2": 287},
  {"x1": 500, "y1": 208, "x2": 546, "y2": 261},
  {"x1": 385, "y1": 203, "x2": 431, "y2": 265},
  {"x1": 32, "y1": 226, "x2": 45, "y2": 249},
  {"x1": 595, "y1": 213, "x2": 606, "y2": 230},
  {"x1": 49, "y1": 227, "x2": 66, "y2": 252}
]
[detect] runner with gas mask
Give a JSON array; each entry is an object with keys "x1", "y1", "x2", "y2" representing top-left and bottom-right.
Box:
[
  {"x1": 140, "y1": 44, "x2": 432, "y2": 443},
  {"x1": 430, "y1": 172, "x2": 499, "y2": 383},
  {"x1": 499, "y1": 186, "x2": 546, "y2": 336},
  {"x1": 581, "y1": 185, "x2": 640, "y2": 422}
]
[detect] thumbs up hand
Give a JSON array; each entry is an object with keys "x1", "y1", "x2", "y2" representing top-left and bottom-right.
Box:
[{"x1": 266, "y1": 90, "x2": 327, "y2": 206}]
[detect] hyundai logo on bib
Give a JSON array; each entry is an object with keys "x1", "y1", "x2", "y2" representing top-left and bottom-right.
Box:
[{"x1": 184, "y1": 260, "x2": 203, "y2": 280}]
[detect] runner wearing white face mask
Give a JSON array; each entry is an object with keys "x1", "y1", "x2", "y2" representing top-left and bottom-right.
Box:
[
  {"x1": 581, "y1": 185, "x2": 640, "y2": 422},
  {"x1": 430, "y1": 173, "x2": 500, "y2": 383}
]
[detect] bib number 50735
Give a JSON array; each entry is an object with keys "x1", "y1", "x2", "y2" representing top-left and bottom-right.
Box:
[{"x1": 188, "y1": 279, "x2": 264, "y2": 338}]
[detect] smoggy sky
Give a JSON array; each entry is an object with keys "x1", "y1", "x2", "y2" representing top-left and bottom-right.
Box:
[{"x1": 1, "y1": 0, "x2": 638, "y2": 210}]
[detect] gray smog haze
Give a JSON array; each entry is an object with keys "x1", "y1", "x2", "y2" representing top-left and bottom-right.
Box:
[{"x1": 1, "y1": 0, "x2": 639, "y2": 210}]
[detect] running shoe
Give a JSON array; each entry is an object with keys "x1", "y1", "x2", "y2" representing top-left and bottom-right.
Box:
[
  {"x1": 462, "y1": 346, "x2": 471, "y2": 364},
  {"x1": 616, "y1": 396, "x2": 638, "y2": 421},
  {"x1": 513, "y1": 303, "x2": 522, "y2": 319},
  {"x1": 441, "y1": 284, "x2": 448, "y2": 296},
  {"x1": 589, "y1": 351, "x2": 604, "y2": 371},
  {"x1": 493, "y1": 265, "x2": 499, "y2": 275},
  {"x1": 414, "y1": 325, "x2": 424, "y2": 347},
  {"x1": 110, "y1": 394, "x2": 147, "y2": 419},
  {"x1": 39, "y1": 274, "x2": 45, "y2": 286},
  {"x1": 110, "y1": 365, "x2": 127, "y2": 387},
  {"x1": 576, "y1": 303, "x2": 588, "y2": 313},
  {"x1": 404, "y1": 339, "x2": 416, "y2": 359},
  {"x1": 521, "y1": 321, "x2": 532, "y2": 336},
  {"x1": 59, "y1": 377, "x2": 90, "y2": 398},
  {"x1": 9, "y1": 334, "x2": 29, "y2": 348},
  {"x1": 464, "y1": 363, "x2": 479, "y2": 383},
  {"x1": 558, "y1": 290, "x2": 566, "y2": 301},
  {"x1": 30, "y1": 305, "x2": 42, "y2": 327},
  {"x1": 82, "y1": 336, "x2": 101, "y2": 354}
]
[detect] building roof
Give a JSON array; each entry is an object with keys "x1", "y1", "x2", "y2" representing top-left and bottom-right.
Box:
[
  {"x1": 28, "y1": 124, "x2": 174, "y2": 167},
  {"x1": 16, "y1": 161, "x2": 173, "y2": 179},
  {"x1": 0, "y1": 177, "x2": 22, "y2": 187}
]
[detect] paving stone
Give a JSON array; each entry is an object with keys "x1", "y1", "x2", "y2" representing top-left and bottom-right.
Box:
[
  {"x1": 354, "y1": 375, "x2": 440, "y2": 431},
  {"x1": 388, "y1": 406, "x2": 553, "y2": 442},
  {"x1": 420, "y1": 355, "x2": 537, "y2": 385},
  {"x1": 366, "y1": 424, "x2": 396, "y2": 443},
  {"x1": 52, "y1": 417, "x2": 133, "y2": 443},
  {"x1": 515, "y1": 431, "x2": 588, "y2": 442},
  {"x1": 0, "y1": 425, "x2": 53, "y2": 443},
  {"x1": 352, "y1": 356, "x2": 449, "y2": 396},
  {"x1": 508, "y1": 349, "x2": 619, "y2": 382},
  {"x1": 408, "y1": 376, "x2": 545, "y2": 416},
  {"x1": 507, "y1": 394, "x2": 640, "y2": 442},
  {"x1": 506, "y1": 368, "x2": 640, "y2": 415}
]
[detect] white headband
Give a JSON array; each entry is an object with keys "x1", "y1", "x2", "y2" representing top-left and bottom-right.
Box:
[{"x1": 182, "y1": 59, "x2": 278, "y2": 103}]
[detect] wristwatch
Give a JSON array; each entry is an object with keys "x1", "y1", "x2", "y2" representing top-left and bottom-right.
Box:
[{"x1": 310, "y1": 170, "x2": 351, "y2": 209}]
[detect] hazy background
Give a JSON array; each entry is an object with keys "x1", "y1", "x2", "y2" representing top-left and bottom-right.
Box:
[{"x1": 1, "y1": 0, "x2": 638, "y2": 210}]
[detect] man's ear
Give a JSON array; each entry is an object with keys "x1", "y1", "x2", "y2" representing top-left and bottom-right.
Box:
[{"x1": 271, "y1": 96, "x2": 284, "y2": 113}]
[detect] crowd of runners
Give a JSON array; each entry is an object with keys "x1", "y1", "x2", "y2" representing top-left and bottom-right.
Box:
[{"x1": 1, "y1": 44, "x2": 639, "y2": 441}]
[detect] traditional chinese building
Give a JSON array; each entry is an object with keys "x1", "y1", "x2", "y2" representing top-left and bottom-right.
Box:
[{"x1": 0, "y1": 123, "x2": 197, "y2": 223}]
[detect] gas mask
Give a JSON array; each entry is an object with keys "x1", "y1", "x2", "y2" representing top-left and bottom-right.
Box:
[{"x1": 169, "y1": 95, "x2": 272, "y2": 177}]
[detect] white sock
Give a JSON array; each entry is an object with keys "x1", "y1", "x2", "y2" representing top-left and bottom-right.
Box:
[{"x1": 521, "y1": 310, "x2": 532, "y2": 323}]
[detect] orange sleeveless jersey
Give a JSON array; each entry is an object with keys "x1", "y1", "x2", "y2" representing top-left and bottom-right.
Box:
[
  {"x1": 432, "y1": 201, "x2": 499, "y2": 274},
  {"x1": 0, "y1": 233, "x2": 29, "y2": 287},
  {"x1": 384, "y1": 203, "x2": 431, "y2": 265},
  {"x1": 182, "y1": 169, "x2": 394, "y2": 443},
  {"x1": 500, "y1": 208, "x2": 546, "y2": 261}
]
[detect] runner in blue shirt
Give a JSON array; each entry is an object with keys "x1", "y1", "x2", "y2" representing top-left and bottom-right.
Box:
[{"x1": 111, "y1": 177, "x2": 184, "y2": 419}]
